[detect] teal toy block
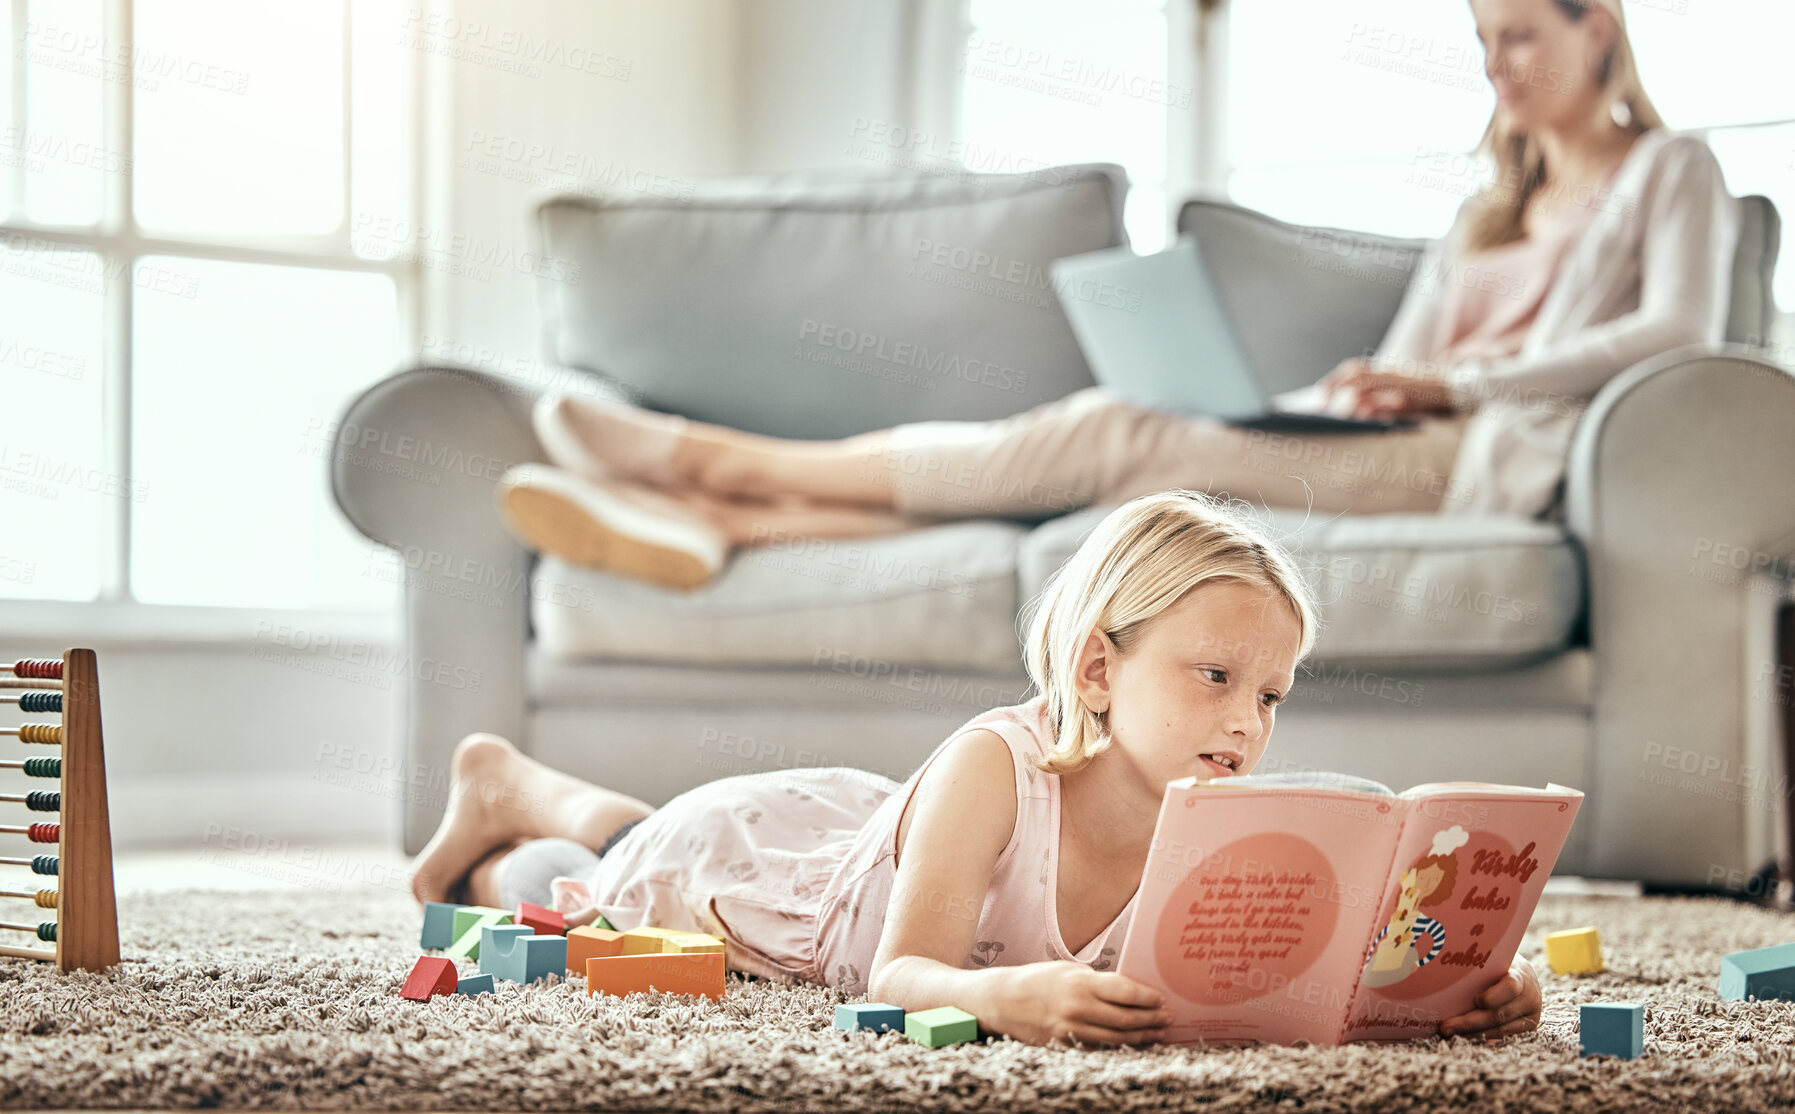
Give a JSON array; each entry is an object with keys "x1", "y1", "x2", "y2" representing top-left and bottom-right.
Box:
[
  {"x1": 445, "y1": 907, "x2": 512, "y2": 960},
  {"x1": 421, "y1": 902, "x2": 464, "y2": 949},
  {"x1": 904, "y1": 1005, "x2": 979, "y2": 1048},
  {"x1": 480, "y1": 924, "x2": 569, "y2": 984},
  {"x1": 1720, "y1": 942, "x2": 1795, "y2": 1002},
  {"x1": 1579, "y1": 1003, "x2": 1644, "y2": 1059},
  {"x1": 456, "y1": 974, "x2": 495, "y2": 996},
  {"x1": 834, "y1": 1002, "x2": 905, "y2": 1034}
]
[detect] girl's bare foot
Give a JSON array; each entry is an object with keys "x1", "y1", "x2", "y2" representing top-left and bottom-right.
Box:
[
  {"x1": 408, "y1": 731, "x2": 657, "y2": 906},
  {"x1": 409, "y1": 734, "x2": 546, "y2": 904}
]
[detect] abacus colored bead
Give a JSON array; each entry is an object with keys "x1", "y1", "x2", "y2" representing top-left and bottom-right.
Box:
[
  {"x1": 34, "y1": 890, "x2": 55, "y2": 909},
  {"x1": 30, "y1": 856, "x2": 57, "y2": 876},
  {"x1": 25, "y1": 792, "x2": 58, "y2": 812},
  {"x1": 14, "y1": 659, "x2": 61, "y2": 679},
  {"x1": 18, "y1": 692, "x2": 60, "y2": 713},
  {"x1": 35, "y1": 921, "x2": 55, "y2": 942},
  {"x1": 22, "y1": 758, "x2": 59, "y2": 779},
  {"x1": 26, "y1": 823, "x2": 57, "y2": 843},
  {"x1": 18, "y1": 724, "x2": 60, "y2": 745}
]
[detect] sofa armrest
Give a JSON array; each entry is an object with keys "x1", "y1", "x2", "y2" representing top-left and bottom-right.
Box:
[
  {"x1": 329, "y1": 363, "x2": 609, "y2": 852},
  {"x1": 1564, "y1": 343, "x2": 1795, "y2": 885}
]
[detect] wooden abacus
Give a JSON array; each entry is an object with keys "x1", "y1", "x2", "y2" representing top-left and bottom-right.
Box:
[{"x1": 0, "y1": 649, "x2": 119, "y2": 971}]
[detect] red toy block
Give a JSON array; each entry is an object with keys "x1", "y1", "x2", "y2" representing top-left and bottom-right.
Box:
[
  {"x1": 516, "y1": 900, "x2": 567, "y2": 936},
  {"x1": 400, "y1": 955, "x2": 458, "y2": 1000}
]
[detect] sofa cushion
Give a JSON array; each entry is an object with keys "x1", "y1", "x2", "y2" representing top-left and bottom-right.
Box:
[
  {"x1": 1175, "y1": 199, "x2": 1426, "y2": 398},
  {"x1": 1017, "y1": 505, "x2": 1583, "y2": 670},
  {"x1": 536, "y1": 163, "x2": 1127, "y2": 441},
  {"x1": 532, "y1": 520, "x2": 1028, "y2": 672}
]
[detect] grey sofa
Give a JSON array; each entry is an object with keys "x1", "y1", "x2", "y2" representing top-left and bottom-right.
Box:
[{"x1": 331, "y1": 161, "x2": 1795, "y2": 890}]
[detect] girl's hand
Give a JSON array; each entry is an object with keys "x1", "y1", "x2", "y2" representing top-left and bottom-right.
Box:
[
  {"x1": 1438, "y1": 955, "x2": 1542, "y2": 1042},
  {"x1": 991, "y1": 960, "x2": 1170, "y2": 1047},
  {"x1": 1318, "y1": 358, "x2": 1455, "y2": 420}
]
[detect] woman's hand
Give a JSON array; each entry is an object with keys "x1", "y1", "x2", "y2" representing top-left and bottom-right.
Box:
[
  {"x1": 989, "y1": 960, "x2": 1170, "y2": 1047},
  {"x1": 1317, "y1": 358, "x2": 1456, "y2": 420},
  {"x1": 1438, "y1": 955, "x2": 1542, "y2": 1042}
]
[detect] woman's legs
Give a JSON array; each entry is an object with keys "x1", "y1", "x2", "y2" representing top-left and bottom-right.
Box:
[
  {"x1": 408, "y1": 731, "x2": 657, "y2": 904},
  {"x1": 538, "y1": 386, "x2": 1479, "y2": 531}
]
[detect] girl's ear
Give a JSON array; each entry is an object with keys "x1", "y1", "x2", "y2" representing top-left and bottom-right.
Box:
[{"x1": 1070, "y1": 628, "x2": 1116, "y2": 715}]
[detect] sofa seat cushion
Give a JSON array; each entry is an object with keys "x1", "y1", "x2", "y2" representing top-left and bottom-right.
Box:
[
  {"x1": 533, "y1": 519, "x2": 1028, "y2": 671},
  {"x1": 1017, "y1": 506, "x2": 1583, "y2": 670}
]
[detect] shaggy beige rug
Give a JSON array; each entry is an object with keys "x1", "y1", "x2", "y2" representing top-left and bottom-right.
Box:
[{"x1": 1, "y1": 887, "x2": 1792, "y2": 1112}]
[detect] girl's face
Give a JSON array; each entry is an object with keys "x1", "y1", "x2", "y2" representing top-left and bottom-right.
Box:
[
  {"x1": 1470, "y1": 0, "x2": 1614, "y2": 133},
  {"x1": 1081, "y1": 579, "x2": 1302, "y2": 789}
]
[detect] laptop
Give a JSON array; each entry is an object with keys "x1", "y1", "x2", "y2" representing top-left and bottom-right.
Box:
[{"x1": 1050, "y1": 238, "x2": 1414, "y2": 433}]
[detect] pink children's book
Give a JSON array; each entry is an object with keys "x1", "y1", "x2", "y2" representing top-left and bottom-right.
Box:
[{"x1": 1114, "y1": 770, "x2": 1583, "y2": 1046}]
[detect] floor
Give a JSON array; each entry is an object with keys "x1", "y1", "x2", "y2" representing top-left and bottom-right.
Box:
[{"x1": 112, "y1": 842, "x2": 1646, "y2": 899}]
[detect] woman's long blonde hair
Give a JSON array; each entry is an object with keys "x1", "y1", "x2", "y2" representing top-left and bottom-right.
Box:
[
  {"x1": 1461, "y1": 0, "x2": 1664, "y2": 254},
  {"x1": 1018, "y1": 490, "x2": 1321, "y2": 776}
]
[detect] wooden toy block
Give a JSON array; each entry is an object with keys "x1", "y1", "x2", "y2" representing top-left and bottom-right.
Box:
[
  {"x1": 665, "y1": 933, "x2": 725, "y2": 954},
  {"x1": 400, "y1": 955, "x2": 458, "y2": 1001},
  {"x1": 585, "y1": 951, "x2": 726, "y2": 1000},
  {"x1": 446, "y1": 907, "x2": 513, "y2": 960},
  {"x1": 622, "y1": 927, "x2": 682, "y2": 955},
  {"x1": 456, "y1": 974, "x2": 495, "y2": 996},
  {"x1": 1579, "y1": 1003, "x2": 1644, "y2": 1059},
  {"x1": 479, "y1": 925, "x2": 568, "y2": 984},
  {"x1": 516, "y1": 900, "x2": 566, "y2": 936},
  {"x1": 593, "y1": 913, "x2": 616, "y2": 931},
  {"x1": 566, "y1": 926, "x2": 630, "y2": 971},
  {"x1": 1720, "y1": 941, "x2": 1795, "y2": 1001},
  {"x1": 1544, "y1": 926, "x2": 1605, "y2": 975},
  {"x1": 905, "y1": 1005, "x2": 979, "y2": 1047},
  {"x1": 835, "y1": 1002, "x2": 905, "y2": 1033},
  {"x1": 421, "y1": 902, "x2": 465, "y2": 949}
]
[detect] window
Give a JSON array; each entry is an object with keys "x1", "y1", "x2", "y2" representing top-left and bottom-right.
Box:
[
  {"x1": 954, "y1": 0, "x2": 1188, "y2": 251},
  {"x1": 0, "y1": 0, "x2": 413, "y2": 615},
  {"x1": 1223, "y1": 0, "x2": 1795, "y2": 324}
]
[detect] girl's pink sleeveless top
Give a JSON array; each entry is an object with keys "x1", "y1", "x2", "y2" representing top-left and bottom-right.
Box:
[{"x1": 811, "y1": 695, "x2": 1138, "y2": 996}]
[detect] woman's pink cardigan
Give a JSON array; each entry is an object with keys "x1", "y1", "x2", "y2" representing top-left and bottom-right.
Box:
[{"x1": 1376, "y1": 128, "x2": 1742, "y2": 520}]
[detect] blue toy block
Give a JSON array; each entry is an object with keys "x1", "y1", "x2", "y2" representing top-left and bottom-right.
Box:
[
  {"x1": 1579, "y1": 1003, "x2": 1644, "y2": 1059},
  {"x1": 1720, "y1": 942, "x2": 1795, "y2": 1002},
  {"x1": 421, "y1": 902, "x2": 463, "y2": 949},
  {"x1": 456, "y1": 974, "x2": 495, "y2": 996},
  {"x1": 834, "y1": 1002, "x2": 905, "y2": 1034},
  {"x1": 480, "y1": 924, "x2": 569, "y2": 984}
]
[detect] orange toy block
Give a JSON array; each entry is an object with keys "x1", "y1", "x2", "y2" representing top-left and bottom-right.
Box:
[
  {"x1": 665, "y1": 933, "x2": 725, "y2": 954},
  {"x1": 586, "y1": 952, "x2": 726, "y2": 1000},
  {"x1": 516, "y1": 900, "x2": 567, "y2": 936},
  {"x1": 566, "y1": 925, "x2": 630, "y2": 971},
  {"x1": 400, "y1": 955, "x2": 458, "y2": 1000}
]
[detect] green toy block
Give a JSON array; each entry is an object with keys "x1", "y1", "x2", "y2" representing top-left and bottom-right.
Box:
[
  {"x1": 594, "y1": 913, "x2": 615, "y2": 931},
  {"x1": 446, "y1": 907, "x2": 512, "y2": 960},
  {"x1": 421, "y1": 902, "x2": 463, "y2": 950},
  {"x1": 835, "y1": 1002, "x2": 905, "y2": 1033},
  {"x1": 480, "y1": 925, "x2": 569, "y2": 984},
  {"x1": 1720, "y1": 942, "x2": 1795, "y2": 1002},
  {"x1": 904, "y1": 1005, "x2": 979, "y2": 1048},
  {"x1": 1579, "y1": 1003, "x2": 1644, "y2": 1059}
]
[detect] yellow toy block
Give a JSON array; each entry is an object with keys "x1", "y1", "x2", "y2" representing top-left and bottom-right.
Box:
[
  {"x1": 622, "y1": 927, "x2": 682, "y2": 955},
  {"x1": 665, "y1": 933, "x2": 725, "y2": 954},
  {"x1": 1544, "y1": 926, "x2": 1605, "y2": 975}
]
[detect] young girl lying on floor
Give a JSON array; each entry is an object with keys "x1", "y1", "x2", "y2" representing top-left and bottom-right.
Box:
[{"x1": 408, "y1": 489, "x2": 1541, "y2": 1047}]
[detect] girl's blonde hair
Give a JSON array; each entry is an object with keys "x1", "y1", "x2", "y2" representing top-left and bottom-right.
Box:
[
  {"x1": 1018, "y1": 490, "x2": 1321, "y2": 776},
  {"x1": 1461, "y1": 0, "x2": 1664, "y2": 254}
]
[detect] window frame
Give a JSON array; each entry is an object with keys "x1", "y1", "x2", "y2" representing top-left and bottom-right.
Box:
[{"x1": 0, "y1": 0, "x2": 421, "y2": 642}]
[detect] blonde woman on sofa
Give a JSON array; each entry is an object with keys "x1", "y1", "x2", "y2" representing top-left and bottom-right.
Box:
[{"x1": 497, "y1": 0, "x2": 1740, "y2": 591}]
